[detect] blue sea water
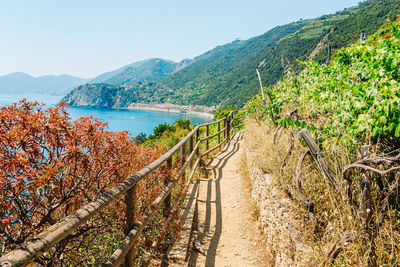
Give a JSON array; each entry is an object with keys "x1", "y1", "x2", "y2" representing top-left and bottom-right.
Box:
[{"x1": 0, "y1": 93, "x2": 210, "y2": 137}]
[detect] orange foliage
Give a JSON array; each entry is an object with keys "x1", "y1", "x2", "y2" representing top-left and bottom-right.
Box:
[{"x1": 0, "y1": 100, "x2": 167, "y2": 258}]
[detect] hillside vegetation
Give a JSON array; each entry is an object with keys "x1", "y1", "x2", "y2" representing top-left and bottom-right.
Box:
[
  {"x1": 91, "y1": 58, "x2": 182, "y2": 85},
  {"x1": 63, "y1": 0, "x2": 400, "y2": 110},
  {"x1": 245, "y1": 19, "x2": 400, "y2": 265}
]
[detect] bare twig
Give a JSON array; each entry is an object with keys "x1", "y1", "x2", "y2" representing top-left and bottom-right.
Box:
[
  {"x1": 325, "y1": 231, "x2": 355, "y2": 266},
  {"x1": 273, "y1": 126, "x2": 284, "y2": 161},
  {"x1": 280, "y1": 130, "x2": 294, "y2": 176},
  {"x1": 256, "y1": 68, "x2": 276, "y2": 125},
  {"x1": 295, "y1": 150, "x2": 314, "y2": 212}
]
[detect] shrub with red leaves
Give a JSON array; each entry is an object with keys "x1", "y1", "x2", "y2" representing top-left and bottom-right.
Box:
[{"x1": 0, "y1": 100, "x2": 168, "y2": 264}]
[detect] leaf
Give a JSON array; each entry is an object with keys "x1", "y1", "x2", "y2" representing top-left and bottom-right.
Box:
[{"x1": 395, "y1": 124, "x2": 400, "y2": 138}]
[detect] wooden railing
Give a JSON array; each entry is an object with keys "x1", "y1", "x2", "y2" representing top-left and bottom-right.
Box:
[{"x1": 0, "y1": 111, "x2": 244, "y2": 267}]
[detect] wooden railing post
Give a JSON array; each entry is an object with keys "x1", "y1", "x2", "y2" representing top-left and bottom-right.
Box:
[
  {"x1": 125, "y1": 184, "x2": 138, "y2": 266},
  {"x1": 223, "y1": 119, "x2": 227, "y2": 142},
  {"x1": 227, "y1": 115, "x2": 231, "y2": 141},
  {"x1": 196, "y1": 128, "x2": 200, "y2": 158},
  {"x1": 180, "y1": 142, "x2": 186, "y2": 182},
  {"x1": 189, "y1": 135, "x2": 194, "y2": 169},
  {"x1": 217, "y1": 120, "x2": 221, "y2": 145},
  {"x1": 206, "y1": 124, "x2": 210, "y2": 150},
  {"x1": 163, "y1": 157, "x2": 172, "y2": 218}
]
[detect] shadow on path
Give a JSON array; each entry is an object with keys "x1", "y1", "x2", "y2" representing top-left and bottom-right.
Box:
[{"x1": 187, "y1": 132, "x2": 242, "y2": 267}]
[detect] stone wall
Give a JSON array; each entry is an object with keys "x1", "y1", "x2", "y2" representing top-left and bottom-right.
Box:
[{"x1": 243, "y1": 147, "x2": 313, "y2": 266}]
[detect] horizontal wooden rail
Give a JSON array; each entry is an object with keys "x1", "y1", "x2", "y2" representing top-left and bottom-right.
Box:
[
  {"x1": 199, "y1": 117, "x2": 224, "y2": 127},
  {"x1": 201, "y1": 137, "x2": 228, "y2": 157},
  {"x1": 0, "y1": 110, "x2": 245, "y2": 267},
  {"x1": 230, "y1": 124, "x2": 245, "y2": 135},
  {"x1": 234, "y1": 115, "x2": 245, "y2": 120},
  {"x1": 199, "y1": 128, "x2": 226, "y2": 143}
]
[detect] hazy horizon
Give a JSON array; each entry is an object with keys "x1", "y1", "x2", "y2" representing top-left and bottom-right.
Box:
[{"x1": 0, "y1": 0, "x2": 360, "y2": 78}]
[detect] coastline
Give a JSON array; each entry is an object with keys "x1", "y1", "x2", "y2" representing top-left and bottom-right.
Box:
[{"x1": 125, "y1": 103, "x2": 215, "y2": 120}]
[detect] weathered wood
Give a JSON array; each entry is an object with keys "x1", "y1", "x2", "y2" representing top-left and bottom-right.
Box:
[
  {"x1": 188, "y1": 157, "x2": 201, "y2": 184},
  {"x1": 361, "y1": 145, "x2": 370, "y2": 158},
  {"x1": 201, "y1": 139, "x2": 226, "y2": 157},
  {"x1": 223, "y1": 119, "x2": 227, "y2": 141},
  {"x1": 295, "y1": 150, "x2": 314, "y2": 211},
  {"x1": 195, "y1": 128, "x2": 200, "y2": 158},
  {"x1": 256, "y1": 68, "x2": 267, "y2": 109},
  {"x1": 105, "y1": 182, "x2": 175, "y2": 267},
  {"x1": 233, "y1": 115, "x2": 245, "y2": 120},
  {"x1": 256, "y1": 68, "x2": 275, "y2": 124},
  {"x1": 299, "y1": 129, "x2": 337, "y2": 185},
  {"x1": 189, "y1": 135, "x2": 194, "y2": 169},
  {"x1": 180, "y1": 143, "x2": 186, "y2": 183},
  {"x1": 163, "y1": 157, "x2": 173, "y2": 218},
  {"x1": 206, "y1": 125, "x2": 210, "y2": 150},
  {"x1": 227, "y1": 116, "x2": 231, "y2": 142},
  {"x1": 176, "y1": 141, "x2": 200, "y2": 183},
  {"x1": 199, "y1": 128, "x2": 226, "y2": 143},
  {"x1": 200, "y1": 118, "x2": 224, "y2": 127},
  {"x1": 124, "y1": 184, "x2": 137, "y2": 266},
  {"x1": 273, "y1": 126, "x2": 284, "y2": 161},
  {"x1": 217, "y1": 121, "x2": 221, "y2": 144},
  {"x1": 325, "y1": 231, "x2": 355, "y2": 265},
  {"x1": 230, "y1": 124, "x2": 244, "y2": 135}
]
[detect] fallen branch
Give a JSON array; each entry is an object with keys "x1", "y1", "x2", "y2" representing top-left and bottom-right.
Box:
[
  {"x1": 280, "y1": 130, "x2": 294, "y2": 176},
  {"x1": 343, "y1": 154, "x2": 400, "y2": 232},
  {"x1": 325, "y1": 231, "x2": 355, "y2": 266},
  {"x1": 295, "y1": 150, "x2": 314, "y2": 212},
  {"x1": 299, "y1": 129, "x2": 337, "y2": 186}
]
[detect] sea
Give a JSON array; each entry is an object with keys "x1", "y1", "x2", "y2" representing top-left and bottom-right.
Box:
[{"x1": 0, "y1": 93, "x2": 210, "y2": 137}]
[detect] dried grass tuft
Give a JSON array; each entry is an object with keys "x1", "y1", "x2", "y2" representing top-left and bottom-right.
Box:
[{"x1": 241, "y1": 118, "x2": 400, "y2": 266}]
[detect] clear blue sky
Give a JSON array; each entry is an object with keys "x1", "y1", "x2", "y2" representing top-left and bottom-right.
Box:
[{"x1": 0, "y1": 0, "x2": 360, "y2": 78}]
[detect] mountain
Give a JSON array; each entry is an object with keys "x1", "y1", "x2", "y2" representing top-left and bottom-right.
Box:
[
  {"x1": 0, "y1": 72, "x2": 89, "y2": 95},
  {"x1": 63, "y1": 0, "x2": 400, "y2": 109},
  {"x1": 102, "y1": 58, "x2": 181, "y2": 85},
  {"x1": 62, "y1": 58, "x2": 190, "y2": 107},
  {"x1": 88, "y1": 58, "x2": 188, "y2": 85},
  {"x1": 63, "y1": 83, "x2": 129, "y2": 108}
]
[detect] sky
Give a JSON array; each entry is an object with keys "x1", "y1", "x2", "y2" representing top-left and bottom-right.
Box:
[{"x1": 0, "y1": 0, "x2": 361, "y2": 78}]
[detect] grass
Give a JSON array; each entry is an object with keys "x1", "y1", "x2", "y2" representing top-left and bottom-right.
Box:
[{"x1": 240, "y1": 118, "x2": 400, "y2": 265}]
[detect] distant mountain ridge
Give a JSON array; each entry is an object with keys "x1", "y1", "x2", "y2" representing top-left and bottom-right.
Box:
[
  {"x1": 0, "y1": 58, "x2": 185, "y2": 96},
  {"x1": 99, "y1": 58, "x2": 183, "y2": 85},
  {"x1": 0, "y1": 72, "x2": 89, "y2": 95}
]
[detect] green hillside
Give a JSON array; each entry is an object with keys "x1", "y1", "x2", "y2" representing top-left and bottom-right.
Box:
[
  {"x1": 159, "y1": 0, "x2": 399, "y2": 108},
  {"x1": 63, "y1": 0, "x2": 400, "y2": 110},
  {"x1": 104, "y1": 58, "x2": 180, "y2": 85},
  {"x1": 244, "y1": 18, "x2": 400, "y2": 266}
]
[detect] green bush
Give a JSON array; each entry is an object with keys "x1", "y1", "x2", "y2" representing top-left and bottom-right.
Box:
[{"x1": 247, "y1": 19, "x2": 400, "y2": 149}]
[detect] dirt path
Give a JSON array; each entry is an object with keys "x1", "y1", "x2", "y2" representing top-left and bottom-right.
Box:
[{"x1": 185, "y1": 132, "x2": 270, "y2": 267}]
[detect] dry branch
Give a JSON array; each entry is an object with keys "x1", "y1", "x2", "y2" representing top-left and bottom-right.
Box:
[
  {"x1": 273, "y1": 126, "x2": 284, "y2": 161},
  {"x1": 295, "y1": 150, "x2": 314, "y2": 212},
  {"x1": 325, "y1": 231, "x2": 355, "y2": 266},
  {"x1": 256, "y1": 68, "x2": 276, "y2": 124}
]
